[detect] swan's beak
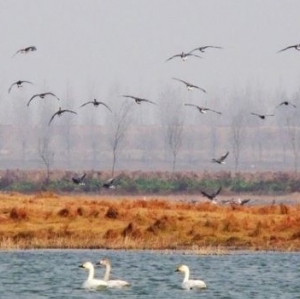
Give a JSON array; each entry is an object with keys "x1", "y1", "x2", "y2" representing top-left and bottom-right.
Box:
[{"x1": 79, "y1": 264, "x2": 84, "y2": 268}]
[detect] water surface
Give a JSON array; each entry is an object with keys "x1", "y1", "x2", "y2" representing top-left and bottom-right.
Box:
[{"x1": 0, "y1": 250, "x2": 299, "y2": 298}]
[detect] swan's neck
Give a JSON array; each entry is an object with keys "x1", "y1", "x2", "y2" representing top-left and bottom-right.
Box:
[
  {"x1": 103, "y1": 264, "x2": 111, "y2": 281},
  {"x1": 183, "y1": 269, "x2": 190, "y2": 283},
  {"x1": 88, "y1": 267, "x2": 95, "y2": 281}
]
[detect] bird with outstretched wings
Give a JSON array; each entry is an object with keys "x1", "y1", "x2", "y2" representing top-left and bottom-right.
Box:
[
  {"x1": 80, "y1": 99, "x2": 112, "y2": 112},
  {"x1": 173, "y1": 78, "x2": 206, "y2": 93},
  {"x1": 212, "y1": 151, "x2": 229, "y2": 164},
  {"x1": 122, "y1": 95, "x2": 157, "y2": 105}
]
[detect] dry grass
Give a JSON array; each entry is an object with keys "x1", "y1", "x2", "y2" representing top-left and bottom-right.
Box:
[{"x1": 0, "y1": 192, "x2": 300, "y2": 251}]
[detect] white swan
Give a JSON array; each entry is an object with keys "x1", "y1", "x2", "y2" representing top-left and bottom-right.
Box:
[
  {"x1": 98, "y1": 258, "x2": 131, "y2": 288},
  {"x1": 79, "y1": 262, "x2": 108, "y2": 289},
  {"x1": 176, "y1": 264, "x2": 207, "y2": 290}
]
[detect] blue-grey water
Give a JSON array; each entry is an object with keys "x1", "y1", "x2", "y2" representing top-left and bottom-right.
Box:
[{"x1": 0, "y1": 250, "x2": 299, "y2": 298}]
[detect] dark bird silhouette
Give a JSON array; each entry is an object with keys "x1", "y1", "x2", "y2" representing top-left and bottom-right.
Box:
[
  {"x1": 103, "y1": 177, "x2": 116, "y2": 189},
  {"x1": 122, "y1": 95, "x2": 157, "y2": 105},
  {"x1": 12, "y1": 46, "x2": 37, "y2": 58},
  {"x1": 8, "y1": 80, "x2": 33, "y2": 93},
  {"x1": 276, "y1": 101, "x2": 297, "y2": 108},
  {"x1": 72, "y1": 173, "x2": 86, "y2": 185},
  {"x1": 173, "y1": 78, "x2": 206, "y2": 93},
  {"x1": 189, "y1": 45, "x2": 223, "y2": 53},
  {"x1": 165, "y1": 51, "x2": 202, "y2": 62},
  {"x1": 80, "y1": 99, "x2": 112, "y2": 112},
  {"x1": 277, "y1": 44, "x2": 300, "y2": 53},
  {"x1": 251, "y1": 112, "x2": 274, "y2": 119},
  {"x1": 27, "y1": 92, "x2": 60, "y2": 106},
  {"x1": 201, "y1": 186, "x2": 222, "y2": 203},
  {"x1": 184, "y1": 103, "x2": 221, "y2": 115},
  {"x1": 48, "y1": 107, "x2": 77, "y2": 125},
  {"x1": 212, "y1": 151, "x2": 229, "y2": 164}
]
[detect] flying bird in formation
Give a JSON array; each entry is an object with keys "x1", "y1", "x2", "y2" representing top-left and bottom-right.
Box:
[
  {"x1": 12, "y1": 46, "x2": 37, "y2": 58},
  {"x1": 8, "y1": 80, "x2": 33, "y2": 93},
  {"x1": 165, "y1": 51, "x2": 202, "y2": 62},
  {"x1": 48, "y1": 107, "x2": 77, "y2": 125},
  {"x1": 72, "y1": 173, "x2": 86, "y2": 185},
  {"x1": 172, "y1": 78, "x2": 206, "y2": 93},
  {"x1": 184, "y1": 103, "x2": 221, "y2": 115},
  {"x1": 251, "y1": 112, "x2": 274, "y2": 120},
  {"x1": 80, "y1": 99, "x2": 112, "y2": 112},
  {"x1": 277, "y1": 44, "x2": 300, "y2": 53},
  {"x1": 201, "y1": 186, "x2": 222, "y2": 203},
  {"x1": 212, "y1": 151, "x2": 229, "y2": 164},
  {"x1": 276, "y1": 101, "x2": 297, "y2": 108},
  {"x1": 122, "y1": 95, "x2": 157, "y2": 105},
  {"x1": 189, "y1": 45, "x2": 223, "y2": 53},
  {"x1": 27, "y1": 92, "x2": 60, "y2": 106}
]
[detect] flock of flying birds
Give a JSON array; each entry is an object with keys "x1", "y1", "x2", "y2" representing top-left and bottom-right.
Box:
[{"x1": 8, "y1": 42, "x2": 300, "y2": 194}]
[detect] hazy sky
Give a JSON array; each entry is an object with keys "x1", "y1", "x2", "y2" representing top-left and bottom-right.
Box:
[{"x1": 1, "y1": 1, "x2": 300, "y2": 125}]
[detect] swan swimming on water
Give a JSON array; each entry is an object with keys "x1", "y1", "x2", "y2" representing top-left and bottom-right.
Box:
[
  {"x1": 98, "y1": 258, "x2": 131, "y2": 288},
  {"x1": 79, "y1": 262, "x2": 108, "y2": 289},
  {"x1": 176, "y1": 264, "x2": 207, "y2": 290}
]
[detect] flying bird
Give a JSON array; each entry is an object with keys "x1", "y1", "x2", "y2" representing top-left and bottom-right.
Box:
[
  {"x1": 251, "y1": 112, "x2": 274, "y2": 119},
  {"x1": 80, "y1": 99, "x2": 112, "y2": 112},
  {"x1": 212, "y1": 151, "x2": 229, "y2": 164},
  {"x1": 27, "y1": 92, "x2": 60, "y2": 106},
  {"x1": 72, "y1": 173, "x2": 86, "y2": 185},
  {"x1": 277, "y1": 44, "x2": 300, "y2": 53},
  {"x1": 12, "y1": 46, "x2": 36, "y2": 58},
  {"x1": 8, "y1": 80, "x2": 33, "y2": 93},
  {"x1": 189, "y1": 45, "x2": 223, "y2": 53},
  {"x1": 165, "y1": 51, "x2": 202, "y2": 62},
  {"x1": 122, "y1": 95, "x2": 157, "y2": 105},
  {"x1": 103, "y1": 177, "x2": 116, "y2": 189},
  {"x1": 48, "y1": 107, "x2": 77, "y2": 125},
  {"x1": 184, "y1": 103, "x2": 221, "y2": 115},
  {"x1": 201, "y1": 186, "x2": 222, "y2": 203},
  {"x1": 173, "y1": 78, "x2": 206, "y2": 93},
  {"x1": 276, "y1": 101, "x2": 297, "y2": 108}
]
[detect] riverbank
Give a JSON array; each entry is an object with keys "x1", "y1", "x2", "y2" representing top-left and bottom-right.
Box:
[{"x1": 0, "y1": 192, "x2": 299, "y2": 251}]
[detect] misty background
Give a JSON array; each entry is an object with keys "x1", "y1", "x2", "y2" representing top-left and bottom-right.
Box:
[{"x1": 0, "y1": 1, "x2": 300, "y2": 173}]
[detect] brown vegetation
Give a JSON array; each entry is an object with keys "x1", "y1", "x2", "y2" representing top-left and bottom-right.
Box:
[{"x1": 0, "y1": 192, "x2": 300, "y2": 251}]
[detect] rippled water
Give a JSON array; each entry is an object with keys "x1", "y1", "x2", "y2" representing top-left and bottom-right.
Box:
[{"x1": 0, "y1": 249, "x2": 299, "y2": 298}]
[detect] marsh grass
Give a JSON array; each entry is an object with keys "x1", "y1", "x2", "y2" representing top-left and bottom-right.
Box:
[{"x1": 0, "y1": 193, "x2": 300, "y2": 251}]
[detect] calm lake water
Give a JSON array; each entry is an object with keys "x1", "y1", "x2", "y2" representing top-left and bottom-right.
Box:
[{"x1": 0, "y1": 249, "x2": 299, "y2": 298}]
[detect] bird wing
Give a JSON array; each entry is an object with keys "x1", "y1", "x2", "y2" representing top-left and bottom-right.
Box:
[
  {"x1": 172, "y1": 78, "x2": 188, "y2": 85},
  {"x1": 251, "y1": 112, "x2": 260, "y2": 117},
  {"x1": 184, "y1": 103, "x2": 198, "y2": 108},
  {"x1": 219, "y1": 151, "x2": 229, "y2": 162},
  {"x1": 212, "y1": 186, "x2": 222, "y2": 198},
  {"x1": 188, "y1": 53, "x2": 202, "y2": 59},
  {"x1": 142, "y1": 99, "x2": 157, "y2": 105},
  {"x1": 241, "y1": 199, "x2": 251, "y2": 205},
  {"x1": 99, "y1": 102, "x2": 112, "y2": 112},
  {"x1": 207, "y1": 108, "x2": 221, "y2": 114},
  {"x1": 165, "y1": 54, "x2": 180, "y2": 62},
  {"x1": 200, "y1": 190, "x2": 212, "y2": 200},
  {"x1": 27, "y1": 94, "x2": 39, "y2": 106},
  {"x1": 62, "y1": 109, "x2": 77, "y2": 115},
  {"x1": 48, "y1": 111, "x2": 59, "y2": 125},
  {"x1": 44, "y1": 92, "x2": 60, "y2": 101},
  {"x1": 12, "y1": 49, "x2": 22, "y2": 58},
  {"x1": 80, "y1": 101, "x2": 93, "y2": 107},
  {"x1": 8, "y1": 82, "x2": 17, "y2": 93},
  {"x1": 122, "y1": 95, "x2": 136, "y2": 100},
  {"x1": 277, "y1": 45, "x2": 296, "y2": 53},
  {"x1": 194, "y1": 85, "x2": 207, "y2": 93}
]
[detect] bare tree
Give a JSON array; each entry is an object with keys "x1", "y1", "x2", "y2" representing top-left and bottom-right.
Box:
[
  {"x1": 286, "y1": 114, "x2": 300, "y2": 172},
  {"x1": 159, "y1": 88, "x2": 185, "y2": 172},
  {"x1": 108, "y1": 101, "x2": 133, "y2": 176},
  {"x1": 38, "y1": 136, "x2": 54, "y2": 184},
  {"x1": 230, "y1": 112, "x2": 246, "y2": 171}
]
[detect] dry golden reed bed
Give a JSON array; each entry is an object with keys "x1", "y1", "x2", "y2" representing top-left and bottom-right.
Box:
[{"x1": 1, "y1": 192, "x2": 300, "y2": 251}]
